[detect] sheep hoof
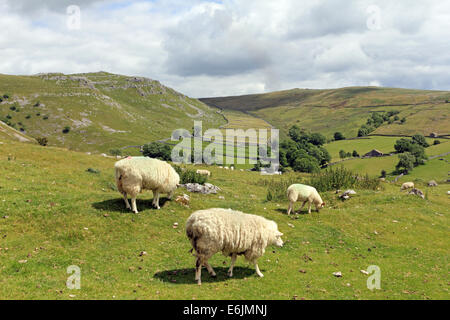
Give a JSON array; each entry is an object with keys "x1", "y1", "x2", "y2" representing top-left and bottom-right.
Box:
[
  {"x1": 210, "y1": 273, "x2": 217, "y2": 278},
  {"x1": 197, "y1": 281, "x2": 202, "y2": 286},
  {"x1": 257, "y1": 273, "x2": 264, "y2": 278},
  {"x1": 227, "y1": 271, "x2": 233, "y2": 278}
]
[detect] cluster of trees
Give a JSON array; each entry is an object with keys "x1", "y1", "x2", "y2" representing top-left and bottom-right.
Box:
[
  {"x1": 394, "y1": 134, "x2": 429, "y2": 173},
  {"x1": 278, "y1": 125, "x2": 331, "y2": 173},
  {"x1": 358, "y1": 111, "x2": 404, "y2": 137},
  {"x1": 142, "y1": 142, "x2": 172, "y2": 161},
  {"x1": 339, "y1": 150, "x2": 360, "y2": 159}
]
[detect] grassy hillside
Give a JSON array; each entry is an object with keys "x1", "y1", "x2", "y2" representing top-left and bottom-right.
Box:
[
  {"x1": 0, "y1": 139, "x2": 448, "y2": 299},
  {"x1": 0, "y1": 120, "x2": 36, "y2": 144},
  {"x1": 0, "y1": 72, "x2": 226, "y2": 153},
  {"x1": 201, "y1": 87, "x2": 450, "y2": 139}
]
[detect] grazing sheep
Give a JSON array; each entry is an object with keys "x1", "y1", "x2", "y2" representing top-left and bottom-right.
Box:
[
  {"x1": 287, "y1": 184, "x2": 325, "y2": 215},
  {"x1": 186, "y1": 208, "x2": 284, "y2": 285},
  {"x1": 401, "y1": 182, "x2": 415, "y2": 190},
  {"x1": 196, "y1": 169, "x2": 211, "y2": 176},
  {"x1": 428, "y1": 180, "x2": 438, "y2": 187},
  {"x1": 115, "y1": 157, "x2": 180, "y2": 213}
]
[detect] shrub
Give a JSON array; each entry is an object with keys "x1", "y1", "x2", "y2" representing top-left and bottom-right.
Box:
[
  {"x1": 3, "y1": 94, "x2": 10, "y2": 99},
  {"x1": 25, "y1": 114, "x2": 31, "y2": 119},
  {"x1": 86, "y1": 168, "x2": 100, "y2": 174},
  {"x1": 9, "y1": 105, "x2": 16, "y2": 111},
  {"x1": 173, "y1": 166, "x2": 208, "y2": 184},
  {"x1": 142, "y1": 142, "x2": 172, "y2": 161},
  {"x1": 380, "y1": 170, "x2": 387, "y2": 178},
  {"x1": 62, "y1": 126, "x2": 71, "y2": 134},
  {"x1": 34, "y1": 101, "x2": 40, "y2": 107},
  {"x1": 109, "y1": 148, "x2": 123, "y2": 156},
  {"x1": 433, "y1": 140, "x2": 441, "y2": 145},
  {"x1": 352, "y1": 150, "x2": 360, "y2": 157},
  {"x1": 400, "y1": 117, "x2": 406, "y2": 124},
  {"x1": 309, "y1": 166, "x2": 381, "y2": 192},
  {"x1": 334, "y1": 132, "x2": 345, "y2": 141},
  {"x1": 339, "y1": 150, "x2": 347, "y2": 159},
  {"x1": 43, "y1": 116, "x2": 49, "y2": 120},
  {"x1": 36, "y1": 137, "x2": 48, "y2": 146}
]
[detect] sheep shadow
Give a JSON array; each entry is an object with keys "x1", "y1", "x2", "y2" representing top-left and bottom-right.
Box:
[
  {"x1": 275, "y1": 208, "x2": 309, "y2": 216},
  {"x1": 154, "y1": 267, "x2": 256, "y2": 285},
  {"x1": 92, "y1": 197, "x2": 171, "y2": 213}
]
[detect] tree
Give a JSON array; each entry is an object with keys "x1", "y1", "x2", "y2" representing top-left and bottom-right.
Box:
[
  {"x1": 408, "y1": 143, "x2": 427, "y2": 166},
  {"x1": 380, "y1": 170, "x2": 387, "y2": 178},
  {"x1": 352, "y1": 150, "x2": 360, "y2": 157},
  {"x1": 339, "y1": 150, "x2": 347, "y2": 159},
  {"x1": 400, "y1": 117, "x2": 406, "y2": 124},
  {"x1": 412, "y1": 134, "x2": 429, "y2": 148},
  {"x1": 396, "y1": 153, "x2": 415, "y2": 174},
  {"x1": 309, "y1": 133, "x2": 326, "y2": 146},
  {"x1": 292, "y1": 157, "x2": 320, "y2": 173},
  {"x1": 142, "y1": 142, "x2": 172, "y2": 161},
  {"x1": 394, "y1": 115, "x2": 400, "y2": 121},
  {"x1": 334, "y1": 132, "x2": 345, "y2": 141},
  {"x1": 433, "y1": 140, "x2": 441, "y2": 145},
  {"x1": 394, "y1": 138, "x2": 413, "y2": 153}
]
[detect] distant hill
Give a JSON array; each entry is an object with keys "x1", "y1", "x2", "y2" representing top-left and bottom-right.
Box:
[
  {"x1": 0, "y1": 72, "x2": 225, "y2": 153},
  {"x1": 200, "y1": 87, "x2": 450, "y2": 139}
]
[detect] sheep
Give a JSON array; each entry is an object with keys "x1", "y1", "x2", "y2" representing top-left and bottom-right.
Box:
[
  {"x1": 401, "y1": 182, "x2": 415, "y2": 190},
  {"x1": 186, "y1": 208, "x2": 284, "y2": 285},
  {"x1": 287, "y1": 184, "x2": 325, "y2": 215},
  {"x1": 196, "y1": 169, "x2": 211, "y2": 176},
  {"x1": 115, "y1": 157, "x2": 180, "y2": 213}
]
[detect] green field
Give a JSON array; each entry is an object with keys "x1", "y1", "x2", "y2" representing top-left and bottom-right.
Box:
[{"x1": 0, "y1": 139, "x2": 449, "y2": 300}]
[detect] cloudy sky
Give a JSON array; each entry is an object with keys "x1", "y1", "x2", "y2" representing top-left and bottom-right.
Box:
[{"x1": 1, "y1": 0, "x2": 450, "y2": 97}]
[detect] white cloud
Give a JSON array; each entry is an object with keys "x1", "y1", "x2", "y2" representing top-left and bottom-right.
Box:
[{"x1": 1, "y1": 0, "x2": 450, "y2": 97}]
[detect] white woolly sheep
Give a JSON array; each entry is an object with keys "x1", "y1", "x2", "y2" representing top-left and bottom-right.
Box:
[
  {"x1": 186, "y1": 208, "x2": 284, "y2": 285},
  {"x1": 196, "y1": 169, "x2": 211, "y2": 176},
  {"x1": 401, "y1": 182, "x2": 415, "y2": 190},
  {"x1": 115, "y1": 157, "x2": 180, "y2": 213},
  {"x1": 287, "y1": 184, "x2": 325, "y2": 215}
]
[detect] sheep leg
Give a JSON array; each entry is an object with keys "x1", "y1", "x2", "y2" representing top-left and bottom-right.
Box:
[
  {"x1": 153, "y1": 191, "x2": 161, "y2": 209},
  {"x1": 308, "y1": 201, "x2": 312, "y2": 214},
  {"x1": 122, "y1": 192, "x2": 131, "y2": 210},
  {"x1": 195, "y1": 257, "x2": 202, "y2": 285},
  {"x1": 204, "y1": 261, "x2": 217, "y2": 278},
  {"x1": 287, "y1": 201, "x2": 293, "y2": 215},
  {"x1": 228, "y1": 253, "x2": 237, "y2": 277},
  {"x1": 255, "y1": 263, "x2": 264, "y2": 278},
  {"x1": 299, "y1": 201, "x2": 307, "y2": 214},
  {"x1": 131, "y1": 197, "x2": 138, "y2": 214}
]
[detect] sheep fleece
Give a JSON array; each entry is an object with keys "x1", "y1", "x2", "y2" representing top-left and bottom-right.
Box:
[
  {"x1": 115, "y1": 157, "x2": 179, "y2": 195},
  {"x1": 186, "y1": 208, "x2": 280, "y2": 262}
]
